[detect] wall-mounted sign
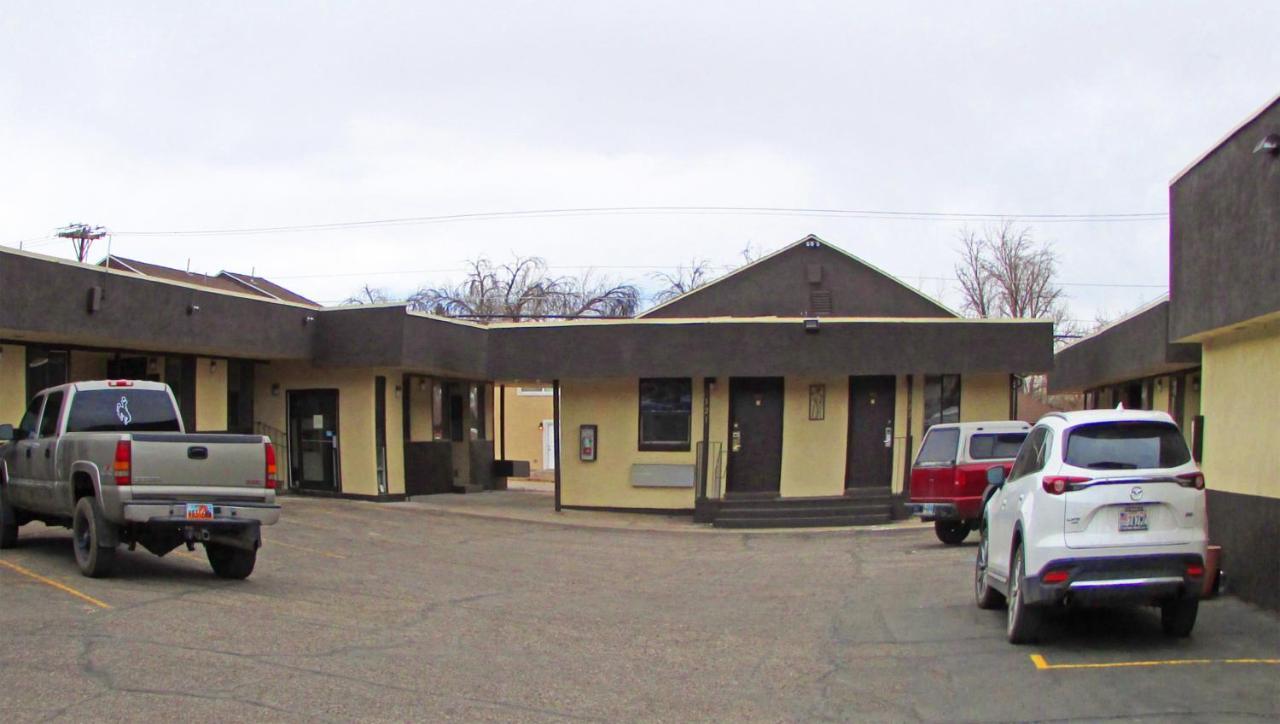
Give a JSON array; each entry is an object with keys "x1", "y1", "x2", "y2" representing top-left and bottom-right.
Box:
[
  {"x1": 809, "y1": 384, "x2": 826, "y2": 420},
  {"x1": 579, "y1": 424, "x2": 598, "y2": 462}
]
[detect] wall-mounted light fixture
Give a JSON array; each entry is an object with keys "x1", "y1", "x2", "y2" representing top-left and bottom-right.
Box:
[
  {"x1": 1254, "y1": 133, "x2": 1280, "y2": 156},
  {"x1": 210, "y1": 359, "x2": 218, "y2": 372},
  {"x1": 187, "y1": 304, "x2": 200, "y2": 315},
  {"x1": 271, "y1": 383, "x2": 281, "y2": 397},
  {"x1": 804, "y1": 318, "x2": 820, "y2": 334},
  {"x1": 395, "y1": 384, "x2": 402, "y2": 398},
  {"x1": 303, "y1": 315, "x2": 316, "y2": 325}
]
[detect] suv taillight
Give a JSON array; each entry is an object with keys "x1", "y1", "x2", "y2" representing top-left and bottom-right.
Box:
[
  {"x1": 114, "y1": 440, "x2": 132, "y2": 486},
  {"x1": 1176, "y1": 472, "x2": 1205, "y2": 490},
  {"x1": 1042, "y1": 475, "x2": 1089, "y2": 495},
  {"x1": 264, "y1": 441, "x2": 277, "y2": 490}
]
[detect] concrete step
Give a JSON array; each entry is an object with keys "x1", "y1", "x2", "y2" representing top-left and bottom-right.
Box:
[
  {"x1": 713, "y1": 513, "x2": 892, "y2": 529},
  {"x1": 715, "y1": 503, "x2": 891, "y2": 519}
]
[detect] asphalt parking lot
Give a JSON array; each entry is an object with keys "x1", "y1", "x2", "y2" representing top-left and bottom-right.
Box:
[{"x1": 2, "y1": 495, "x2": 1277, "y2": 722}]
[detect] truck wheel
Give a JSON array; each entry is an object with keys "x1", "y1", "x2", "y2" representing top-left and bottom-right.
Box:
[
  {"x1": 0, "y1": 484, "x2": 18, "y2": 549},
  {"x1": 1160, "y1": 598, "x2": 1198, "y2": 638},
  {"x1": 975, "y1": 520, "x2": 1005, "y2": 610},
  {"x1": 1006, "y1": 543, "x2": 1042, "y2": 644},
  {"x1": 72, "y1": 497, "x2": 117, "y2": 578},
  {"x1": 206, "y1": 543, "x2": 257, "y2": 580},
  {"x1": 934, "y1": 520, "x2": 969, "y2": 545}
]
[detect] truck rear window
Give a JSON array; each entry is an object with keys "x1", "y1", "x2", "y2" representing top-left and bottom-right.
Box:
[
  {"x1": 65, "y1": 390, "x2": 182, "y2": 433},
  {"x1": 1064, "y1": 421, "x2": 1191, "y2": 470},
  {"x1": 915, "y1": 428, "x2": 960, "y2": 465},
  {"x1": 968, "y1": 432, "x2": 1027, "y2": 460}
]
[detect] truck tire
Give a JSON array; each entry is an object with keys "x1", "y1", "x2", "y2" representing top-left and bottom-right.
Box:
[
  {"x1": 1006, "y1": 543, "x2": 1043, "y2": 645},
  {"x1": 934, "y1": 520, "x2": 969, "y2": 545},
  {"x1": 1160, "y1": 598, "x2": 1198, "y2": 638},
  {"x1": 0, "y1": 484, "x2": 18, "y2": 549},
  {"x1": 206, "y1": 543, "x2": 257, "y2": 580},
  {"x1": 974, "y1": 520, "x2": 1005, "y2": 610},
  {"x1": 72, "y1": 497, "x2": 117, "y2": 578}
]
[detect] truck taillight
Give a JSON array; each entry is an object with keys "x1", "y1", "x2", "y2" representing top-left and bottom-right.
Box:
[
  {"x1": 107, "y1": 380, "x2": 134, "y2": 387},
  {"x1": 1176, "y1": 472, "x2": 1205, "y2": 490},
  {"x1": 1042, "y1": 475, "x2": 1089, "y2": 495},
  {"x1": 114, "y1": 440, "x2": 132, "y2": 486},
  {"x1": 264, "y1": 441, "x2": 277, "y2": 490}
]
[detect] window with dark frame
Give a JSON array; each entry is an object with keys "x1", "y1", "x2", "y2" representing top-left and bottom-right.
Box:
[
  {"x1": 638, "y1": 378, "x2": 692, "y2": 451},
  {"x1": 922, "y1": 374, "x2": 961, "y2": 431}
]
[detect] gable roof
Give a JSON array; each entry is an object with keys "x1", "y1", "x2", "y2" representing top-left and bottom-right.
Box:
[
  {"x1": 640, "y1": 234, "x2": 957, "y2": 319},
  {"x1": 100, "y1": 255, "x2": 318, "y2": 306}
]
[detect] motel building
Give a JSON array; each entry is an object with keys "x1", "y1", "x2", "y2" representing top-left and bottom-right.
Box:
[
  {"x1": 1, "y1": 235, "x2": 1052, "y2": 527},
  {"x1": 1051, "y1": 95, "x2": 1279, "y2": 611}
]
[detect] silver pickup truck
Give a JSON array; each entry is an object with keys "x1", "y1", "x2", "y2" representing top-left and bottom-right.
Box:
[{"x1": 0, "y1": 380, "x2": 280, "y2": 579}]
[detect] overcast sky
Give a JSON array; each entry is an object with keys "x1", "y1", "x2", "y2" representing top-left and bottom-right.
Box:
[{"x1": 2, "y1": 2, "x2": 1276, "y2": 321}]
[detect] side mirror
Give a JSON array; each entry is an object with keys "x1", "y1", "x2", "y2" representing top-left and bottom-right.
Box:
[
  {"x1": 986, "y1": 465, "x2": 1007, "y2": 487},
  {"x1": 0, "y1": 424, "x2": 13, "y2": 442}
]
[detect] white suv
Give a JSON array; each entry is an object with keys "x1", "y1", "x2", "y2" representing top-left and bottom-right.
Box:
[{"x1": 974, "y1": 410, "x2": 1208, "y2": 643}]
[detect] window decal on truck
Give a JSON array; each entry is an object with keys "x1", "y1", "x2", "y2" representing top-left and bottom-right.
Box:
[{"x1": 116, "y1": 396, "x2": 133, "y2": 426}]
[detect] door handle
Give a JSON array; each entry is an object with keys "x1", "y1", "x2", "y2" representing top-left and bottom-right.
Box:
[
  {"x1": 44, "y1": 448, "x2": 51, "y2": 459},
  {"x1": 883, "y1": 425, "x2": 893, "y2": 448},
  {"x1": 25, "y1": 448, "x2": 32, "y2": 459}
]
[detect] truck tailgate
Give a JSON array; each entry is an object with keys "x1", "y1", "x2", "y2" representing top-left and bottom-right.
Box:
[{"x1": 128, "y1": 433, "x2": 269, "y2": 491}]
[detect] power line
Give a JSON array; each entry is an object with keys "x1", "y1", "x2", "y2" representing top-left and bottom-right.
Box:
[{"x1": 109, "y1": 205, "x2": 1167, "y2": 238}]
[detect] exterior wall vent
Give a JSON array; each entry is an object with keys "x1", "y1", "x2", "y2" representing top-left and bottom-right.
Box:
[{"x1": 809, "y1": 290, "x2": 833, "y2": 316}]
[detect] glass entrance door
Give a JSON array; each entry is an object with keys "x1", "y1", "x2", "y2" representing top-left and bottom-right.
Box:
[{"x1": 287, "y1": 389, "x2": 340, "y2": 492}]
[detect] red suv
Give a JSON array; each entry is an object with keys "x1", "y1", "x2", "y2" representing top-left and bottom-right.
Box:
[{"x1": 909, "y1": 421, "x2": 1030, "y2": 544}]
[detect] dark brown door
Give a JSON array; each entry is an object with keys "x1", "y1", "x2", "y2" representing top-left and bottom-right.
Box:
[
  {"x1": 846, "y1": 375, "x2": 896, "y2": 490},
  {"x1": 726, "y1": 377, "x2": 785, "y2": 496}
]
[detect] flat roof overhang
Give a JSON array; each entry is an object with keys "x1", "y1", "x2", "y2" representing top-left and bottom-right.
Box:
[
  {"x1": 2, "y1": 248, "x2": 1054, "y2": 380},
  {"x1": 1050, "y1": 300, "x2": 1200, "y2": 394},
  {"x1": 0, "y1": 248, "x2": 317, "y2": 361},
  {"x1": 483, "y1": 317, "x2": 1053, "y2": 379}
]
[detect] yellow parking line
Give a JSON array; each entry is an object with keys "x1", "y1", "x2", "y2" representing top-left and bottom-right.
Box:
[
  {"x1": 270, "y1": 540, "x2": 347, "y2": 560},
  {"x1": 1031, "y1": 653, "x2": 1280, "y2": 671},
  {"x1": 0, "y1": 559, "x2": 112, "y2": 610}
]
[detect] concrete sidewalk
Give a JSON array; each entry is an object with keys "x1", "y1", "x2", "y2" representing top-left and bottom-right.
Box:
[{"x1": 390, "y1": 487, "x2": 934, "y2": 535}]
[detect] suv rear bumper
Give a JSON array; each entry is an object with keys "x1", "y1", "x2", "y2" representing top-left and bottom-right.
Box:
[
  {"x1": 908, "y1": 496, "x2": 983, "y2": 521},
  {"x1": 1023, "y1": 553, "x2": 1205, "y2": 606}
]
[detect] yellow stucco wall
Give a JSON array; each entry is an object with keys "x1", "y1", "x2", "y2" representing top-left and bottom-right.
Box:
[
  {"x1": 255, "y1": 362, "x2": 393, "y2": 497},
  {"x1": 0, "y1": 344, "x2": 25, "y2": 426},
  {"x1": 496, "y1": 387, "x2": 555, "y2": 470},
  {"x1": 560, "y1": 378, "x2": 702, "y2": 509},
  {"x1": 779, "y1": 376, "x2": 849, "y2": 498},
  {"x1": 960, "y1": 373, "x2": 1011, "y2": 423},
  {"x1": 1200, "y1": 323, "x2": 1280, "y2": 499},
  {"x1": 195, "y1": 357, "x2": 229, "y2": 432},
  {"x1": 892, "y1": 375, "x2": 911, "y2": 495}
]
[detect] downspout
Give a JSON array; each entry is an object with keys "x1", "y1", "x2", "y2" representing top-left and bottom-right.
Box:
[
  {"x1": 696, "y1": 376, "x2": 712, "y2": 521},
  {"x1": 553, "y1": 379, "x2": 562, "y2": 512}
]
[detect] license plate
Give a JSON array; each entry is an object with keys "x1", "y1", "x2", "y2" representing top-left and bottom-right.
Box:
[
  {"x1": 185, "y1": 503, "x2": 214, "y2": 520},
  {"x1": 1118, "y1": 505, "x2": 1148, "y2": 532}
]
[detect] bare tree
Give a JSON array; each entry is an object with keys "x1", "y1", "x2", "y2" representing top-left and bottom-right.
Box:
[
  {"x1": 953, "y1": 221, "x2": 1066, "y2": 320},
  {"x1": 650, "y1": 258, "x2": 716, "y2": 305},
  {"x1": 344, "y1": 284, "x2": 395, "y2": 305},
  {"x1": 408, "y1": 255, "x2": 639, "y2": 321}
]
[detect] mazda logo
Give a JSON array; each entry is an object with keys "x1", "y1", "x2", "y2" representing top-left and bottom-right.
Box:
[{"x1": 1130, "y1": 486, "x2": 1144, "y2": 501}]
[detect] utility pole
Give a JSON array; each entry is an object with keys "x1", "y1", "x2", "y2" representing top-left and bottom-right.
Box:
[{"x1": 56, "y1": 223, "x2": 108, "y2": 263}]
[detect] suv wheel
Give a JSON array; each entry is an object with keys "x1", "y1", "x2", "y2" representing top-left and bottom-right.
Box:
[
  {"x1": 1160, "y1": 598, "x2": 1198, "y2": 638},
  {"x1": 0, "y1": 484, "x2": 18, "y2": 549},
  {"x1": 206, "y1": 543, "x2": 257, "y2": 580},
  {"x1": 975, "y1": 520, "x2": 1005, "y2": 610},
  {"x1": 1006, "y1": 543, "x2": 1042, "y2": 644},
  {"x1": 934, "y1": 520, "x2": 969, "y2": 545},
  {"x1": 72, "y1": 497, "x2": 117, "y2": 578}
]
